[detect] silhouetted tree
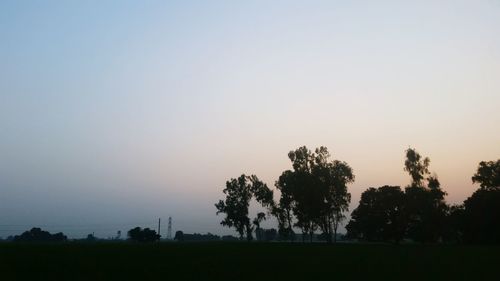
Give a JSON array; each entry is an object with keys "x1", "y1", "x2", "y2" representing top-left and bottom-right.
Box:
[
  {"x1": 127, "y1": 227, "x2": 160, "y2": 242},
  {"x1": 403, "y1": 148, "x2": 447, "y2": 243},
  {"x1": 347, "y1": 186, "x2": 406, "y2": 243},
  {"x1": 404, "y1": 148, "x2": 430, "y2": 187},
  {"x1": 275, "y1": 146, "x2": 354, "y2": 243},
  {"x1": 264, "y1": 228, "x2": 278, "y2": 241},
  {"x1": 215, "y1": 174, "x2": 273, "y2": 241},
  {"x1": 253, "y1": 212, "x2": 266, "y2": 240},
  {"x1": 13, "y1": 228, "x2": 67, "y2": 242},
  {"x1": 462, "y1": 160, "x2": 500, "y2": 243},
  {"x1": 471, "y1": 160, "x2": 500, "y2": 190},
  {"x1": 174, "y1": 231, "x2": 184, "y2": 242},
  {"x1": 86, "y1": 233, "x2": 97, "y2": 241},
  {"x1": 274, "y1": 170, "x2": 296, "y2": 241},
  {"x1": 442, "y1": 204, "x2": 465, "y2": 243},
  {"x1": 288, "y1": 147, "x2": 321, "y2": 242},
  {"x1": 313, "y1": 147, "x2": 354, "y2": 242},
  {"x1": 462, "y1": 188, "x2": 500, "y2": 244},
  {"x1": 180, "y1": 233, "x2": 220, "y2": 241},
  {"x1": 347, "y1": 148, "x2": 448, "y2": 243}
]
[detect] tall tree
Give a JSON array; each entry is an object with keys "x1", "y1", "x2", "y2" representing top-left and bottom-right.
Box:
[
  {"x1": 215, "y1": 174, "x2": 274, "y2": 241},
  {"x1": 403, "y1": 148, "x2": 447, "y2": 243},
  {"x1": 346, "y1": 186, "x2": 406, "y2": 243},
  {"x1": 275, "y1": 146, "x2": 354, "y2": 243},
  {"x1": 462, "y1": 159, "x2": 500, "y2": 243},
  {"x1": 471, "y1": 160, "x2": 500, "y2": 190},
  {"x1": 312, "y1": 147, "x2": 354, "y2": 242},
  {"x1": 253, "y1": 212, "x2": 266, "y2": 241},
  {"x1": 127, "y1": 227, "x2": 160, "y2": 242},
  {"x1": 404, "y1": 148, "x2": 430, "y2": 188},
  {"x1": 274, "y1": 170, "x2": 296, "y2": 241}
]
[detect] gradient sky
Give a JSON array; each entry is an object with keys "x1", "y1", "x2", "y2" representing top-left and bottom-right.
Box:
[{"x1": 1, "y1": 0, "x2": 499, "y2": 238}]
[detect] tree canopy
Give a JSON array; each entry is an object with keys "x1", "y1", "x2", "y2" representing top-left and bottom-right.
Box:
[
  {"x1": 13, "y1": 228, "x2": 67, "y2": 242},
  {"x1": 214, "y1": 146, "x2": 500, "y2": 245},
  {"x1": 274, "y1": 146, "x2": 354, "y2": 242},
  {"x1": 127, "y1": 227, "x2": 160, "y2": 242},
  {"x1": 348, "y1": 148, "x2": 448, "y2": 243},
  {"x1": 471, "y1": 160, "x2": 500, "y2": 190},
  {"x1": 347, "y1": 186, "x2": 406, "y2": 242},
  {"x1": 215, "y1": 174, "x2": 273, "y2": 241}
]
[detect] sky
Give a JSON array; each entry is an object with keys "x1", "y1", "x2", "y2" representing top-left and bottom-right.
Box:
[{"x1": 1, "y1": 0, "x2": 499, "y2": 238}]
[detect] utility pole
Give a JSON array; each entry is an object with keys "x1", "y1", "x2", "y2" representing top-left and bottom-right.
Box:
[
  {"x1": 167, "y1": 217, "x2": 172, "y2": 240},
  {"x1": 158, "y1": 218, "x2": 161, "y2": 241}
]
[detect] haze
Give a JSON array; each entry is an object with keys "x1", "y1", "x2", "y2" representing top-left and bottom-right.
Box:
[{"x1": 1, "y1": 0, "x2": 499, "y2": 238}]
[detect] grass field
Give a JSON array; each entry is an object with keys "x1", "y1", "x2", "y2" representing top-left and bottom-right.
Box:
[{"x1": 0, "y1": 242, "x2": 498, "y2": 281}]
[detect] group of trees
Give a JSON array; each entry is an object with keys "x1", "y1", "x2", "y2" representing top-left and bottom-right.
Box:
[
  {"x1": 216, "y1": 146, "x2": 500, "y2": 244},
  {"x1": 173, "y1": 231, "x2": 227, "y2": 242},
  {"x1": 127, "y1": 227, "x2": 160, "y2": 242},
  {"x1": 216, "y1": 146, "x2": 355, "y2": 243},
  {"x1": 459, "y1": 160, "x2": 500, "y2": 243},
  {"x1": 13, "y1": 227, "x2": 67, "y2": 242},
  {"x1": 346, "y1": 151, "x2": 499, "y2": 244},
  {"x1": 274, "y1": 146, "x2": 354, "y2": 243},
  {"x1": 346, "y1": 148, "x2": 447, "y2": 243},
  {"x1": 214, "y1": 174, "x2": 274, "y2": 241}
]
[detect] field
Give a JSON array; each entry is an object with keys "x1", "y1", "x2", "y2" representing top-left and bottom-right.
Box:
[{"x1": 0, "y1": 242, "x2": 498, "y2": 281}]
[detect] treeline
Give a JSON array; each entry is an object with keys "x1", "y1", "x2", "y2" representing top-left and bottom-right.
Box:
[
  {"x1": 8, "y1": 227, "x2": 67, "y2": 242},
  {"x1": 173, "y1": 231, "x2": 237, "y2": 242},
  {"x1": 215, "y1": 146, "x2": 500, "y2": 244}
]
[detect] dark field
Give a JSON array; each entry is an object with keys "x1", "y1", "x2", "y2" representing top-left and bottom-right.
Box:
[{"x1": 0, "y1": 242, "x2": 497, "y2": 281}]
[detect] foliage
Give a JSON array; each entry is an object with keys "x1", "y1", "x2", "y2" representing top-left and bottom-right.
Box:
[
  {"x1": 174, "y1": 231, "x2": 184, "y2": 242},
  {"x1": 402, "y1": 148, "x2": 448, "y2": 243},
  {"x1": 404, "y1": 148, "x2": 430, "y2": 187},
  {"x1": 471, "y1": 160, "x2": 500, "y2": 190},
  {"x1": 13, "y1": 228, "x2": 67, "y2": 242},
  {"x1": 347, "y1": 148, "x2": 448, "y2": 243},
  {"x1": 215, "y1": 175, "x2": 274, "y2": 241},
  {"x1": 463, "y1": 189, "x2": 497, "y2": 244},
  {"x1": 275, "y1": 146, "x2": 354, "y2": 242},
  {"x1": 178, "y1": 233, "x2": 220, "y2": 242},
  {"x1": 127, "y1": 227, "x2": 160, "y2": 242},
  {"x1": 346, "y1": 186, "x2": 406, "y2": 242}
]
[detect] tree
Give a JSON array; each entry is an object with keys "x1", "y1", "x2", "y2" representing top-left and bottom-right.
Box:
[
  {"x1": 174, "y1": 231, "x2": 184, "y2": 242},
  {"x1": 264, "y1": 228, "x2": 278, "y2": 241},
  {"x1": 274, "y1": 170, "x2": 296, "y2": 241},
  {"x1": 403, "y1": 148, "x2": 447, "y2": 243},
  {"x1": 215, "y1": 174, "x2": 274, "y2": 241},
  {"x1": 462, "y1": 188, "x2": 500, "y2": 243},
  {"x1": 13, "y1": 228, "x2": 67, "y2": 242},
  {"x1": 275, "y1": 146, "x2": 354, "y2": 243},
  {"x1": 276, "y1": 147, "x2": 320, "y2": 242},
  {"x1": 86, "y1": 233, "x2": 97, "y2": 241},
  {"x1": 346, "y1": 186, "x2": 406, "y2": 243},
  {"x1": 314, "y1": 149, "x2": 355, "y2": 242},
  {"x1": 442, "y1": 204, "x2": 465, "y2": 243},
  {"x1": 461, "y1": 159, "x2": 500, "y2": 243},
  {"x1": 404, "y1": 148, "x2": 430, "y2": 187},
  {"x1": 471, "y1": 160, "x2": 500, "y2": 190},
  {"x1": 127, "y1": 227, "x2": 160, "y2": 242},
  {"x1": 253, "y1": 212, "x2": 266, "y2": 241}
]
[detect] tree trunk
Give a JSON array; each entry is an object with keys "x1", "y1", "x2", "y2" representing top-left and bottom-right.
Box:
[
  {"x1": 327, "y1": 217, "x2": 333, "y2": 243},
  {"x1": 286, "y1": 210, "x2": 294, "y2": 242},
  {"x1": 333, "y1": 223, "x2": 338, "y2": 243},
  {"x1": 246, "y1": 225, "x2": 253, "y2": 242}
]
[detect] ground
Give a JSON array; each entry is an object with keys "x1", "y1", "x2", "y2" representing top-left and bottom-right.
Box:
[{"x1": 0, "y1": 242, "x2": 497, "y2": 280}]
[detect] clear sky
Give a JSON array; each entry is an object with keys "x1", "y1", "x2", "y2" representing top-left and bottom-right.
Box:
[{"x1": 1, "y1": 0, "x2": 499, "y2": 238}]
